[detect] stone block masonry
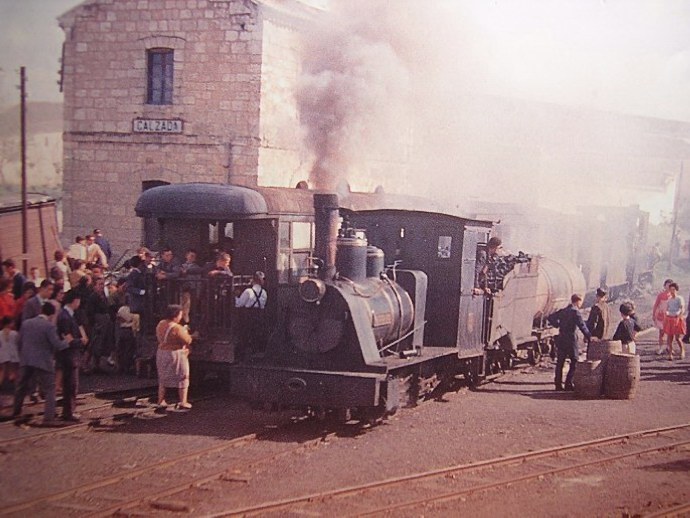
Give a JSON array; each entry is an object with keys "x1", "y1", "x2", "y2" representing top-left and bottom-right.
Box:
[{"x1": 58, "y1": 0, "x2": 312, "y2": 253}]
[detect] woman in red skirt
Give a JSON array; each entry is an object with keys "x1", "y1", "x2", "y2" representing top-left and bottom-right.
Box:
[{"x1": 663, "y1": 282, "x2": 686, "y2": 360}]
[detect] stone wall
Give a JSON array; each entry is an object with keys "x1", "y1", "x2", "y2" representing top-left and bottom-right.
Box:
[
  {"x1": 257, "y1": 16, "x2": 307, "y2": 188},
  {"x1": 59, "y1": 0, "x2": 279, "y2": 252}
]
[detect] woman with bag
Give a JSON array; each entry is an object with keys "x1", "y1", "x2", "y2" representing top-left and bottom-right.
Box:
[{"x1": 156, "y1": 304, "x2": 193, "y2": 409}]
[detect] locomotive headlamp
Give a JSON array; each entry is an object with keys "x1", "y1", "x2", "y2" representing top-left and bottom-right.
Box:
[{"x1": 299, "y1": 277, "x2": 327, "y2": 303}]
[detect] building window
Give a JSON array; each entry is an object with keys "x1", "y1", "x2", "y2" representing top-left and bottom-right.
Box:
[{"x1": 147, "y1": 49, "x2": 174, "y2": 105}]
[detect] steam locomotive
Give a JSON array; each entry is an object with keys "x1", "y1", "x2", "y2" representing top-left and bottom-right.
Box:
[{"x1": 135, "y1": 183, "x2": 585, "y2": 422}]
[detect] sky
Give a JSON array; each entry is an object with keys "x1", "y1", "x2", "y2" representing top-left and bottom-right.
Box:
[
  {"x1": 0, "y1": 0, "x2": 688, "y2": 227},
  {"x1": 1, "y1": 0, "x2": 689, "y2": 122},
  {"x1": 0, "y1": 0, "x2": 80, "y2": 106}
]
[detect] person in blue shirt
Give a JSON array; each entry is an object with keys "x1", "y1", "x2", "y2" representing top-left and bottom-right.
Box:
[{"x1": 548, "y1": 293, "x2": 592, "y2": 391}]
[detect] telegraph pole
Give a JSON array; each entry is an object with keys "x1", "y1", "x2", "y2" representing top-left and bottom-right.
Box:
[
  {"x1": 668, "y1": 161, "x2": 684, "y2": 269},
  {"x1": 20, "y1": 66, "x2": 28, "y2": 275}
]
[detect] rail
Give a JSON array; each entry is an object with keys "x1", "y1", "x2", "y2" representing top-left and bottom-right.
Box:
[{"x1": 212, "y1": 422, "x2": 690, "y2": 517}]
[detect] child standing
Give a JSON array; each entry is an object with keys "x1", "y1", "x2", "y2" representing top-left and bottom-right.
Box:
[{"x1": 612, "y1": 304, "x2": 642, "y2": 354}]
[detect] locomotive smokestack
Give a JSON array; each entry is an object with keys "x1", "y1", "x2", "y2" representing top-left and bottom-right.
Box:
[{"x1": 313, "y1": 193, "x2": 340, "y2": 280}]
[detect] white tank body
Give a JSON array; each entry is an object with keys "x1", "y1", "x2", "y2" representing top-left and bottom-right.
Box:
[
  {"x1": 489, "y1": 255, "x2": 586, "y2": 346},
  {"x1": 533, "y1": 256, "x2": 586, "y2": 320}
]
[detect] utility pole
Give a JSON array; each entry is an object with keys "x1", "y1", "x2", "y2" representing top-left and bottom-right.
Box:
[
  {"x1": 20, "y1": 66, "x2": 28, "y2": 276},
  {"x1": 668, "y1": 161, "x2": 684, "y2": 269}
]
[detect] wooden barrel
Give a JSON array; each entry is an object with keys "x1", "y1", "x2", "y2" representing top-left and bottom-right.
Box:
[
  {"x1": 573, "y1": 360, "x2": 603, "y2": 399},
  {"x1": 604, "y1": 353, "x2": 640, "y2": 400},
  {"x1": 587, "y1": 339, "x2": 623, "y2": 365}
]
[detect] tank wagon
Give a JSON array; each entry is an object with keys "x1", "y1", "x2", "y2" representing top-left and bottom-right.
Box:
[
  {"x1": 133, "y1": 183, "x2": 585, "y2": 421},
  {"x1": 466, "y1": 201, "x2": 649, "y2": 303}
]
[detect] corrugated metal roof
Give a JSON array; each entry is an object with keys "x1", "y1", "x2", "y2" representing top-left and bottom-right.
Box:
[
  {"x1": 134, "y1": 183, "x2": 448, "y2": 220},
  {"x1": 0, "y1": 193, "x2": 56, "y2": 214}
]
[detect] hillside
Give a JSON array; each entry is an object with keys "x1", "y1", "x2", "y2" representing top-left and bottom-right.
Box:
[{"x1": 0, "y1": 102, "x2": 63, "y2": 189}]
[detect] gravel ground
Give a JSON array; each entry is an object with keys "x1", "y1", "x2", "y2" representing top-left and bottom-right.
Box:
[{"x1": 2, "y1": 285, "x2": 690, "y2": 516}]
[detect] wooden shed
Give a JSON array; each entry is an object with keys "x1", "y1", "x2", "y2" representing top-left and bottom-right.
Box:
[{"x1": 0, "y1": 194, "x2": 62, "y2": 277}]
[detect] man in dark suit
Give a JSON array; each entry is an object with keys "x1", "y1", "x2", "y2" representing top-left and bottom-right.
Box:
[
  {"x1": 586, "y1": 288, "x2": 611, "y2": 340},
  {"x1": 2, "y1": 259, "x2": 27, "y2": 300},
  {"x1": 93, "y1": 228, "x2": 113, "y2": 263},
  {"x1": 21, "y1": 279, "x2": 55, "y2": 322},
  {"x1": 548, "y1": 293, "x2": 592, "y2": 391},
  {"x1": 12, "y1": 303, "x2": 70, "y2": 426},
  {"x1": 56, "y1": 291, "x2": 86, "y2": 422},
  {"x1": 125, "y1": 256, "x2": 147, "y2": 315}
]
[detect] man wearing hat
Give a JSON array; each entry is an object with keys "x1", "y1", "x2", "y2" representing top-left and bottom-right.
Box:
[
  {"x1": 586, "y1": 288, "x2": 611, "y2": 340},
  {"x1": 93, "y1": 229, "x2": 113, "y2": 263}
]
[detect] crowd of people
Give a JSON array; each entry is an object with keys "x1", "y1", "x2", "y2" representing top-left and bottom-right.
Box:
[
  {"x1": 5, "y1": 227, "x2": 686, "y2": 419},
  {"x1": 0, "y1": 228, "x2": 269, "y2": 424},
  {"x1": 549, "y1": 278, "x2": 688, "y2": 392}
]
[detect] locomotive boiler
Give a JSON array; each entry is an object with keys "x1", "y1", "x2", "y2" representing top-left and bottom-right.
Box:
[
  {"x1": 289, "y1": 194, "x2": 425, "y2": 360},
  {"x1": 232, "y1": 194, "x2": 435, "y2": 420}
]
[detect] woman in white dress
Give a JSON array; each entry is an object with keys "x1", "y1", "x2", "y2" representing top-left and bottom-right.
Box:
[{"x1": 0, "y1": 316, "x2": 20, "y2": 386}]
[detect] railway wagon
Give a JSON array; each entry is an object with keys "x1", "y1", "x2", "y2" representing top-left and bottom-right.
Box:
[{"x1": 466, "y1": 201, "x2": 649, "y2": 303}]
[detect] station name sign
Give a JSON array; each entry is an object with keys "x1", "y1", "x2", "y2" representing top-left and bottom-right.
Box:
[{"x1": 132, "y1": 118, "x2": 183, "y2": 134}]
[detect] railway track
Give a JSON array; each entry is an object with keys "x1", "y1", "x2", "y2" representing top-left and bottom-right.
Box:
[
  {"x1": 206, "y1": 422, "x2": 690, "y2": 517},
  {"x1": 0, "y1": 387, "x2": 159, "y2": 447},
  {"x1": 0, "y1": 410, "x2": 336, "y2": 518}
]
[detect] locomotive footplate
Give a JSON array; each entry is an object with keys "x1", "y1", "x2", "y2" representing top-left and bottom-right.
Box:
[
  {"x1": 230, "y1": 365, "x2": 387, "y2": 409},
  {"x1": 230, "y1": 347, "x2": 466, "y2": 412}
]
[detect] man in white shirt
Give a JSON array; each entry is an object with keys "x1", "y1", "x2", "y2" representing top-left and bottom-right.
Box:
[
  {"x1": 85, "y1": 234, "x2": 109, "y2": 269},
  {"x1": 235, "y1": 271, "x2": 267, "y2": 309},
  {"x1": 67, "y1": 236, "x2": 88, "y2": 267},
  {"x1": 234, "y1": 272, "x2": 267, "y2": 361}
]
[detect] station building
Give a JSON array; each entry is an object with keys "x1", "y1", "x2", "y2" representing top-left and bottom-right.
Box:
[
  {"x1": 58, "y1": 0, "x2": 341, "y2": 253},
  {"x1": 58, "y1": 0, "x2": 690, "y2": 257}
]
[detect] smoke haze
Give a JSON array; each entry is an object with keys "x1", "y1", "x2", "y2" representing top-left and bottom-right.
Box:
[{"x1": 295, "y1": 0, "x2": 689, "y2": 223}]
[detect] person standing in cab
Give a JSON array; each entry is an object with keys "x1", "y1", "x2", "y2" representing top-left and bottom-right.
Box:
[
  {"x1": 204, "y1": 252, "x2": 233, "y2": 277},
  {"x1": 474, "y1": 236, "x2": 502, "y2": 295}
]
